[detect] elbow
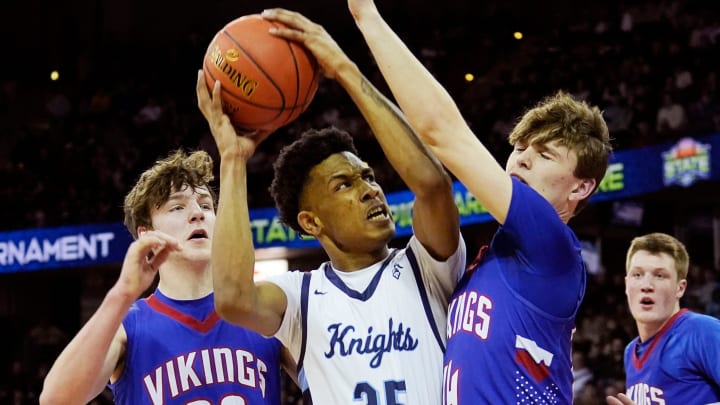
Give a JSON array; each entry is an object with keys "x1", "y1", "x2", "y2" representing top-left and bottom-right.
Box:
[
  {"x1": 212, "y1": 268, "x2": 255, "y2": 321},
  {"x1": 413, "y1": 168, "x2": 454, "y2": 199},
  {"x1": 214, "y1": 292, "x2": 254, "y2": 324},
  {"x1": 413, "y1": 102, "x2": 472, "y2": 152},
  {"x1": 39, "y1": 388, "x2": 70, "y2": 405},
  {"x1": 412, "y1": 121, "x2": 444, "y2": 148},
  {"x1": 38, "y1": 392, "x2": 50, "y2": 405}
]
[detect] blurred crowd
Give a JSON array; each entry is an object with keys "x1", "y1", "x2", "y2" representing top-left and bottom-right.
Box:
[
  {"x1": 1, "y1": 0, "x2": 719, "y2": 232},
  {"x1": 1, "y1": 0, "x2": 719, "y2": 403}
]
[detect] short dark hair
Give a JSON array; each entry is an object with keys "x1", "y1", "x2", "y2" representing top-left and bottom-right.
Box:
[{"x1": 270, "y1": 127, "x2": 358, "y2": 234}]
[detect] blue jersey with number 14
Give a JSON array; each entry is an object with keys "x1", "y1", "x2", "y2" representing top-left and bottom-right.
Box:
[{"x1": 444, "y1": 179, "x2": 585, "y2": 404}]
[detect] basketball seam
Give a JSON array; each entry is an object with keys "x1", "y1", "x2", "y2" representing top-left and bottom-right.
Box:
[{"x1": 203, "y1": 15, "x2": 318, "y2": 130}]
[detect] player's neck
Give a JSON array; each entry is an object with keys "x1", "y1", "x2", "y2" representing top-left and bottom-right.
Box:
[
  {"x1": 636, "y1": 307, "x2": 682, "y2": 342},
  {"x1": 157, "y1": 262, "x2": 213, "y2": 300},
  {"x1": 636, "y1": 322, "x2": 662, "y2": 343}
]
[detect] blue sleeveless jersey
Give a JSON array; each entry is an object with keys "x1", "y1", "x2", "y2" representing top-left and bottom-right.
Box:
[
  {"x1": 443, "y1": 179, "x2": 585, "y2": 404},
  {"x1": 624, "y1": 309, "x2": 720, "y2": 404},
  {"x1": 109, "y1": 290, "x2": 283, "y2": 405}
]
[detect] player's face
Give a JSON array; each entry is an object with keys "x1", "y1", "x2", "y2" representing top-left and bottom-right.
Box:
[
  {"x1": 625, "y1": 250, "x2": 686, "y2": 333},
  {"x1": 150, "y1": 184, "x2": 215, "y2": 262},
  {"x1": 302, "y1": 152, "x2": 394, "y2": 251},
  {"x1": 506, "y1": 139, "x2": 589, "y2": 218}
]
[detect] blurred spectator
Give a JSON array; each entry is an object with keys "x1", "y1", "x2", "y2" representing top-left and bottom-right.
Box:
[
  {"x1": 25, "y1": 318, "x2": 67, "y2": 369},
  {"x1": 656, "y1": 92, "x2": 688, "y2": 138},
  {"x1": 573, "y1": 351, "x2": 595, "y2": 399}
]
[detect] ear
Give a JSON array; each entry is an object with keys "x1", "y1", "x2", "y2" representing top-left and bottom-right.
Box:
[
  {"x1": 137, "y1": 226, "x2": 149, "y2": 237},
  {"x1": 676, "y1": 279, "x2": 687, "y2": 299},
  {"x1": 569, "y1": 178, "x2": 596, "y2": 202},
  {"x1": 297, "y1": 211, "x2": 322, "y2": 236}
]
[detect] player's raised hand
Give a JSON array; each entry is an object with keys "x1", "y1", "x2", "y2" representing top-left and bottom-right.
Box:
[
  {"x1": 606, "y1": 393, "x2": 637, "y2": 405},
  {"x1": 117, "y1": 230, "x2": 181, "y2": 298},
  {"x1": 261, "y1": 8, "x2": 351, "y2": 80},
  {"x1": 196, "y1": 70, "x2": 269, "y2": 160}
]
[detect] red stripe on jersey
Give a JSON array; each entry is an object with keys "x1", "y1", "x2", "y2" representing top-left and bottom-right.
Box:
[
  {"x1": 515, "y1": 350, "x2": 551, "y2": 383},
  {"x1": 631, "y1": 308, "x2": 688, "y2": 369},
  {"x1": 146, "y1": 294, "x2": 220, "y2": 333}
]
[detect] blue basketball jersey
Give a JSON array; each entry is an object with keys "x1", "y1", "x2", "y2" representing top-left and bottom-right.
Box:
[
  {"x1": 443, "y1": 179, "x2": 585, "y2": 404},
  {"x1": 268, "y1": 236, "x2": 465, "y2": 404},
  {"x1": 624, "y1": 309, "x2": 720, "y2": 404},
  {"x1": 110, "y1": 290, "x2": 283, "y2": 405}
]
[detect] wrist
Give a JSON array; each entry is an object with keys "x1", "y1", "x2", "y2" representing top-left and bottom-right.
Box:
[{"x1": 107, "y1": 282, "x2": 142, "y2": 307}]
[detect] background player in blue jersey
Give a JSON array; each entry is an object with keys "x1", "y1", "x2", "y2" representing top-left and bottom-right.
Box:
[
  {"x1": 40, "y1": 149, "x2": 295, "y2": 405},
  {"x1": 606, "y1": 232, "x2": 720, "y2": 405},
  {"x1": 198, "y1": 9, "x2": 465, "y2": 404},
  {"x1": 343, "y1": 0, "x2": 612, "y2": 403}
]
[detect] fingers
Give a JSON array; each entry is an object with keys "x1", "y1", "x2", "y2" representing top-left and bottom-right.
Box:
[
  {"x1": 262, "y1": 8, "x2": 317, "y2": 39},
  {"x1": 135, "y1": 231, "x2": 181, "y2": 268},
  {"x1": 606, "y1": 397, "x2": 621, "y2": 405},
  {"x1": 196, "y1": 69, "x2": 206, "y2": 96},
  {"x1": 211, "y1": 78, "x2": 223, "y2": 111},
  {"x1": 605, "y1": 394, "x2": 635, "y2": 405},
  {"x1": 196, "y1": 70, "x2": 211, "y2": 116},
  {"x1": 147, "y1": 242, "x2": 174, "y2": 271},
  {"x1": 261, "y1": 8, "x2": 308, "y2": 25},
  {"x1": 197, "y1": 70, "x2": 228, "y2": 128},
  {"x1": 616, "y1": 394, "x2": 635, "y2": 405}
]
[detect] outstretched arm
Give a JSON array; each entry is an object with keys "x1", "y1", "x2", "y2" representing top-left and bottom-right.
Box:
[
  {"x1": 346, "y1": 0, "x2": 513, "y2": 224},
  {"x1": 263, "y1": 9, "x2": 459, "y2": 258},
  {"x1": 195, "y1": 71, "x2": 288, "y2": 336},
  {"x1": 40, "y1": 231, "x2": 180, "y2": 405}
]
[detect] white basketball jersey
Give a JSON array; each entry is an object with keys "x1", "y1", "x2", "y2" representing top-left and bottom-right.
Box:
[{"x1": 267, "y1": 236, "x2": 464, "y2": 405}]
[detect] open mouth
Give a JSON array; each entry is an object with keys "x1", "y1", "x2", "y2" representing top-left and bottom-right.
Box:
[
  {"x1": 640, "y1": 297, "x2": 654, "y2": 306},
  {"x1": 188, "y1": 229, "x2": 208, "y2": 240},
  {"x1": 367, "y1": 206, "x2": 390, "y2": 221}
]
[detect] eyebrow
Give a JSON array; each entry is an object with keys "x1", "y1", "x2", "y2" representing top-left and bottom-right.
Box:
[
  {"x1": 167, "y1": 190, "x2": 212, "y2": 202},
  {"x1": 535, "y1": 142, "x2": 567, "y2": 159},
  {"x1": 326, "y1": 167, "x2": 373, "y2": 185}
]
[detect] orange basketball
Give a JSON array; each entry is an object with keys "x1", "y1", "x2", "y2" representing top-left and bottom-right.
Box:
[{"x1": 202, "y1": 14, "x2": 320, "y2": 133}]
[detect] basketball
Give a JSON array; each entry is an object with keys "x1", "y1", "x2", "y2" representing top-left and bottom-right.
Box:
[{"x1": 202, "y1": 14, "x2": 320, "y2": 133}]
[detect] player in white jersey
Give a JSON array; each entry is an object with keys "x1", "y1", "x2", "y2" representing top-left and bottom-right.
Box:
[
  {"x1": 271, "y1": 236, "x2": 453, "y2": 404},
  {"x1": 196, "y1": 9, "x2": 465, "y2": 405}
]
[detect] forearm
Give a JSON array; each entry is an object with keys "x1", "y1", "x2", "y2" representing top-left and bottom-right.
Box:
[
  {"x1": 40, "y1": 286, "x2": 132, "y2": 405},
  {"x1": 351, "y1": 9, "x2": 466, "y2": 147},
  {"x1": 335, "y1": 62, "x2": 451, "y2": 195},
  {"x1": 336, "y1": 60, "x2": 459, "y2": 258},
  {"x1": 212, "y1": 157, "x2": 257, "y2": 321},
  {"x1": 350, "y1": 4, "x2": 512, "y2": 223}
]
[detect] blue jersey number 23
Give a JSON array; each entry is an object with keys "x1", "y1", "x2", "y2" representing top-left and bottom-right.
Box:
[{"x1": 354, "y1": 380, "x2": 407, "y2": 405}]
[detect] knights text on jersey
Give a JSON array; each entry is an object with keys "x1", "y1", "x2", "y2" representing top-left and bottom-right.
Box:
[
  {"x1": 269, "y1": 236, "x2": 465, "y2": 405},
  {"x1": 110, "y1": 292, "x2": 283, "y2": 405}
]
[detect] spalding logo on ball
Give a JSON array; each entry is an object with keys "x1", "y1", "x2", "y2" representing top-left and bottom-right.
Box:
[{"x1": 203, "y1": 14, "x2": 320, "y2": 133}]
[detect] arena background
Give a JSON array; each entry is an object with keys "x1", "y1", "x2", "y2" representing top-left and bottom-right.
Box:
[{"x1": 1, "y1": 0, "x2": 719, "y2": 403}]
